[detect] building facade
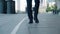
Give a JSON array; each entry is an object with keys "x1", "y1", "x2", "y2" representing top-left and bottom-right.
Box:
[
  {"x1": 15, "y1": 0, "x2": 47, "y2": 13},
  {"x1": 55, "y1": 0, "x2": 60, "y2": 9},
  {"x1": 0, "y1": 0, "x2": 15, "y2": 14},
  {"x1": 39, "y1": 0, "x2": 47, "y2": 13},
  {"x1": 0, "y1": 0, "x2": 59, "y2": 14}
]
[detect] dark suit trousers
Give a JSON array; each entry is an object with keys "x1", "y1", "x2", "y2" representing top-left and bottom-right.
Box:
[{"x1": 26, "y1": 0, "x2": 40, "y2": 21}]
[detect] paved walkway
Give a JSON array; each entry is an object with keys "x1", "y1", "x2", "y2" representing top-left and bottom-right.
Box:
[{"x1": 0, "y1": 13, "x2": 60, "y2": 34}]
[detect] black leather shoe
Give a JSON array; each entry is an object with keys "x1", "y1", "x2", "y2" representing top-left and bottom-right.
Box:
[
  {"x1": 35, "y1": 20, "x2": 39, "y2": 23},
  {"x1": 29, "y1": 20, "x2": 33, "y2": 24},
  {"x1": 34, "y1": 18, "x2": 39, "y2": 23}
]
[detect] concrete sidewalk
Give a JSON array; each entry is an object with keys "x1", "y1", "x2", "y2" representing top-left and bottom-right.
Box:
[
  {"x1": 0, "y1": 13, "x2": 60, "y2": 34},
  {"x1": 17, "y1": 13, "x2": 60, "y2": 34},
  {"x1": 0, "y1": 14, "x2": 27, "y2": 34}
]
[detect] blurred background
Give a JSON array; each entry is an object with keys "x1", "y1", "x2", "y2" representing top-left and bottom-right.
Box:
[
  {"x1": 0, "y1": 0, "x2": 60, "y2": 14},
  {"x1": 15, "y1": 0, "x2": 60, "y2": 14}
]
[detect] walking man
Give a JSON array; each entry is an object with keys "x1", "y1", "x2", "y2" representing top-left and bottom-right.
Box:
[{"x1": 26, "y1": 0, "x2": 40, "y2": 24}]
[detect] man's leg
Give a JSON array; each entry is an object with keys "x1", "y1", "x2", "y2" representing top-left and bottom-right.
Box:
[
  {"x1": 34, "y1": 0, "x2": 40, "y2": 23},
  {"x1": 26, "y1": 0, "x2": 33, "y2": 23}
]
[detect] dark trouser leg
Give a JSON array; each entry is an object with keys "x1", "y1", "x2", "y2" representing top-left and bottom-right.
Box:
[
  {"x1": 26, "y1": 0, "x2": 33, "y2": 22},
  {"x1": 34, "y1": 0, "x2": 40, "y2": 20}
]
